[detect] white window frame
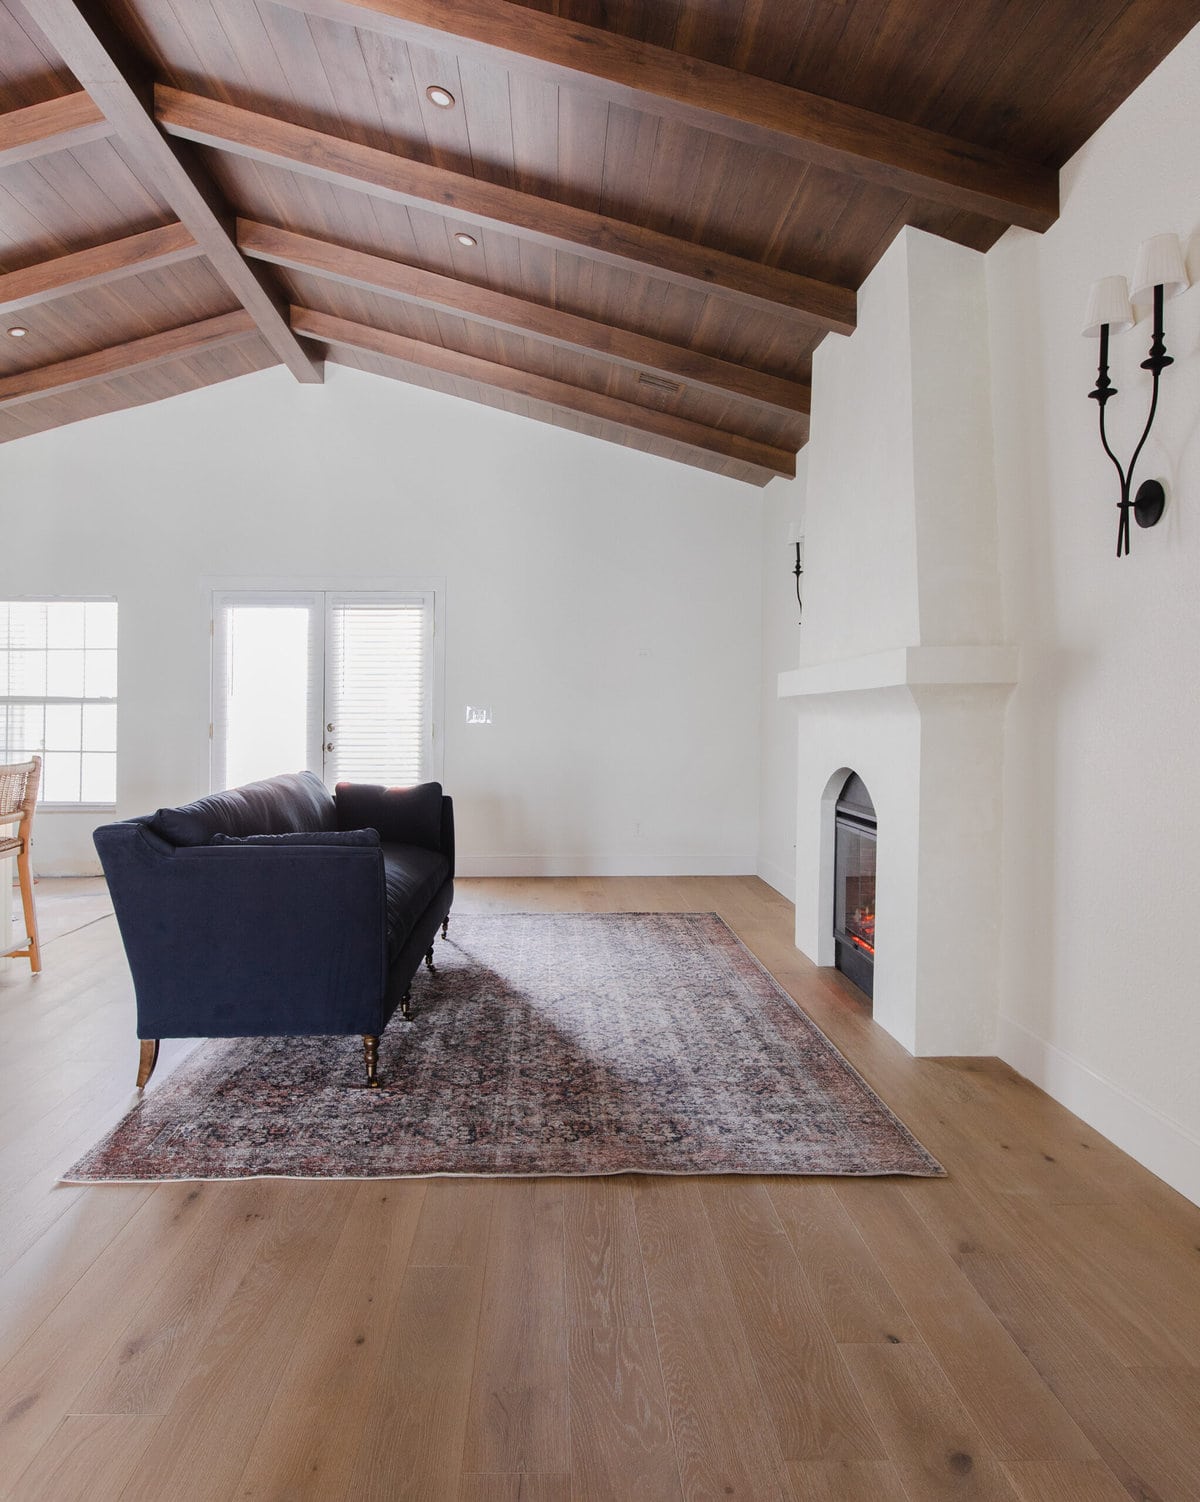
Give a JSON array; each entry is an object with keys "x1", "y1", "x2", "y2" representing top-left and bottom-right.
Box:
[
  {"x1": 0, "y1": 594, "x2": 119, "y2": 812},
  {"x1": 206, "y1": 577, "x2": 445, "y2": 793}
]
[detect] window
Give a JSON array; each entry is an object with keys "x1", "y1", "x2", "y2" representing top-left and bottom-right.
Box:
[
  {"x1": 211, "y1": 590, "x2": 438, "y2": 791},
  {"x1": 0, "y1": 599, "x2": 118, "y2": 805}
]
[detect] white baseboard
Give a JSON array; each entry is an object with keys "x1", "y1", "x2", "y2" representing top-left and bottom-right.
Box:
[
  {"x1": 756, "y1": 856, "x2": 796, "y2": 903},
  {"x1": 39, "y1": 854, "x2": 760, "y2": 880},
  {"x1": 454, "y1": 852, "x2": 757, "y2": 879},
  {"x1": 997, "y1": 1014, "x2": 1200, "y2": 1207}
]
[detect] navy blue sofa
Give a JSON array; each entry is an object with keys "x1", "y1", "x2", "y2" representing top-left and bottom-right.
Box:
[{"x1": 94, "y1": 771, "x2": 454, "y2": 1088}]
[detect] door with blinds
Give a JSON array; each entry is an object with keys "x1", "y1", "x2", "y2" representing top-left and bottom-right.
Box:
[{"x1": 211, "y1": 590, "x2": 437, "y2": 792}]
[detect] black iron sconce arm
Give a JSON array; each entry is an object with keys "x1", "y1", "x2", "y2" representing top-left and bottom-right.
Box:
[
  {"x1": 1084, "y1": 233, "x2": 1191, "y2": 558},
  {"x1": 792, "y1": 541, "x2": 804, "y2": 625},
  {"x1": 1088, "y1": 283, "x2": 1169, "y2": 558},
  {"x1": 786, "y1": 524, "x2": 805, "y2": 627}
]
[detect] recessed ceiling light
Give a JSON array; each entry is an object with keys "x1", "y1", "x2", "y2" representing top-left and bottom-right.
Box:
[
  {"x1": 454, "y1": 232, "x2": 478, "y2": 248},
  {"x1": 426, "y1": 85, "x2": 456, "y2": 108},
  {"x1": 6, "y1": 326, "x2": 28, "y2": 338}
]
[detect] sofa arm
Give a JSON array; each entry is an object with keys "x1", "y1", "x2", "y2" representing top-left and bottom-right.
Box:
[
  {"x1": 95, "y1": 821, "x2": 389, "y2": 1038},
  {"x1": 440, "y1": 796, "x2": 454, "y2": 878},
  {"x1": 335, "y1": 780, "x2": 446, "y2": 852}
]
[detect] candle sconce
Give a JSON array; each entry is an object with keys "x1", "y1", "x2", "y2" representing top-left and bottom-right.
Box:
[{"x1": 1083, "y1": 233, "x2": 1191, "y2": 558}]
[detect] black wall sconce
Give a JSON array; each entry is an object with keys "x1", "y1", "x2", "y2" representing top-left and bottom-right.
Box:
[
  {"x1": 787, "y1": 523, "x2": 804, "y2": 626},
  {"x1": 1083, "y1": 233, "x2": 1191, "y2": 557}
]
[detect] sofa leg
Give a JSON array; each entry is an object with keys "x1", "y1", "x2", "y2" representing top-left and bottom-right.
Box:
[
  {"x1": 424, "y1": 946, "x2": 435, "y2": 972},
  {"x1": 441, "y1": 915, "x2": 449, "y2": 939},
  {"x1": 363, "y1": 1035, "x2": 381, "y2": 1089},
  {"x1": 401, "y1": 989, "x2": 413, "y2": 1021},
  {"x1": 136, "y1": 1039, "x2": 160, "y2": 1090}
]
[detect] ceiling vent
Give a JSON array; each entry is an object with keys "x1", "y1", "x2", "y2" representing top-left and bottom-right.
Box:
[{"x1": 637, "y1": 372, "x2": 682, "y2": 394}]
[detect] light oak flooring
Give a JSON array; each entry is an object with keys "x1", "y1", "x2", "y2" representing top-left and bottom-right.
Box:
[{"x1": 0, "y1": 876, "x2": 1197, "y2": 1502}]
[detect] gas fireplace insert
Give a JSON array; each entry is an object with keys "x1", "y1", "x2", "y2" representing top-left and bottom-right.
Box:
[{"x1": 833, "y1": 772, "x2": 876, "y2": 1000}]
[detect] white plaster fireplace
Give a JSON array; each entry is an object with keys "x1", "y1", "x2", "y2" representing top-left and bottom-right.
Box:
[
  {"x1": 782, "y1": 648, "x2": 1015, "y2": 1054},
  {"x1": 779, "y1": 227, "x2": 1016, "y2": 1058}
]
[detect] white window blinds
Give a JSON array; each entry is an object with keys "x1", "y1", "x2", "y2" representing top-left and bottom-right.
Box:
[
  {"x1": 325, "y1": 594, "x2": 433, "y2": 788},
  {"x1": 212, "y1": 593, "x2": 322, "y2": 791}
]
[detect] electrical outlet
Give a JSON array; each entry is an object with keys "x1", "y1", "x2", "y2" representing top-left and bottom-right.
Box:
[{"x1": 465, "y1": 706, "x2": 492, "y2": 725}]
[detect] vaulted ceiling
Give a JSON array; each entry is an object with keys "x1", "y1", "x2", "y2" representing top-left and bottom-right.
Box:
[{"x1": 1, "y1": 0, "x2": 1195, "y2": 483}]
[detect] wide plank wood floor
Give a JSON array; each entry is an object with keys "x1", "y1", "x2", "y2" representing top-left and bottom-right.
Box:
[{"x1": 0, "y1": 876, "x2": 1197, "y2": 1501}]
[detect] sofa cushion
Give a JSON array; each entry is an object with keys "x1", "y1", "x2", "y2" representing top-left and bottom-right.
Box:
[
  {"x1": 335, "y1": 781, "x2": 443, "y2": 852},
  {"x1": 381, "y1": 843, "x2": 450, "y2": 958},
  {"x1": 150, "y1": 771, "x2": 336, "y2": 847},
  {"x1": 209, "y1": 829, "x2": 381, "y2": 848}
]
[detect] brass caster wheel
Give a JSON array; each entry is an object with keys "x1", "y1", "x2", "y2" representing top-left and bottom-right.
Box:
[{"x1": 136, "y1": 1038, "x2": 160, "y2": 1090}]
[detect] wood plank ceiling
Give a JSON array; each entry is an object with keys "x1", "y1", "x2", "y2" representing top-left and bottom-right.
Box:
[{"x1": 0, "y1": 0, "x2": 1196, "y2": 483}]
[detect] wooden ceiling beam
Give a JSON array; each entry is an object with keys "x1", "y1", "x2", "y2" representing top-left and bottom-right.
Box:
[
  {"x1": 238, "y1": 220, "x2": 810, "y2": 418},
  {"x1": 156, "y1": 87, "x2": 856, "y2": 335},
  {"x1": 266, "y1": 0, "x2": 1058, "y2": 231},
  {"x1": 0, "y1": 310, "x2": 259, "y2": 408},
  {"x1": 0, "y1": 91, "x2": 112, "y2": 170},
  {"x1": 17, "y1": 0, "x2": 322, "y2": 383},
  {"x1": 0, "y1": 223, "x2": 203, "y2": 315},
  {"x1": 291, "y1": 305, "x2": 797, "y2": 482}
]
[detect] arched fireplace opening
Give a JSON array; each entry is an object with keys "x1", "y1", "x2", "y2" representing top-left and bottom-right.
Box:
[{"x1": 833, "y1": 772, "x2": 876, "y2": 1001}]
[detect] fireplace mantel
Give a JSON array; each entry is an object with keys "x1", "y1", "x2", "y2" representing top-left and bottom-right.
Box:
[{"x1": 778, "y1": 644, "x2": 1018, "y2": 701}]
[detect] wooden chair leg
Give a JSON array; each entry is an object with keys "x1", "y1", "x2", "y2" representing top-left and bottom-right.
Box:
[
  {"x1": 136, "y1": 1038, "x2": 160, "y2": 1090},
  {"x1": 424, "y1": 946, "x2": 435, "y2": 972},
  {"x1": 363, "y1": 1034, "x2": 380, "y2": 1089},
  {"x1": 401, "y1": 989, "x2": 413, "y2": 1020},
  {"x1": 441, "y1": 915, "x2": 449, "y2": 939},
  {"x1": 16, "y1": 847, "x2": 40, "y2": 973}
]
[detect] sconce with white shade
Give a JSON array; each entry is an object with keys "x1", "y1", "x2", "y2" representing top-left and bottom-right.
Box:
[
  {"x1": 1084, "y1": 232, "x2": 1191, "y2": 557},
  {"x1": 786, "y1": 522, "x2": 804, "y2": 626}
]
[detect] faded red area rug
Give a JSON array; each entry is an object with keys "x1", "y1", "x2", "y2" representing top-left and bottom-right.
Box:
[{"x1": 63, "y1": 913, "x2": 942, "y2": 1182}]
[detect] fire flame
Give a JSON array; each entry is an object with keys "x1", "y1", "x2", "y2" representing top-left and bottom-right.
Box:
[{"x1": 849, "y1": 907, "x2": 875, "y2": 957}]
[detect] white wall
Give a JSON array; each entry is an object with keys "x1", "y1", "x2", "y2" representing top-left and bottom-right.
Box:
[
  {"x1": 0, "y1": 366, "x2": 765, "y2": 878},
  {"x1": 989, "y1": 21, "x2": 1200, "y2": 1200},
  {"x1": 757, "y1": 458, "x2": 805, "y2": 900}
]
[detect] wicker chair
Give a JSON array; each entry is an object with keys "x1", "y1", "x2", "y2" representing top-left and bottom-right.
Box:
[{"x1": 0, "y1": 755, "x2": 41, "y2": 973}]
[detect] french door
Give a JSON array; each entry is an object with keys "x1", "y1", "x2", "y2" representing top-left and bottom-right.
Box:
[{"x1": 211, "y1": 590, "x2": 437, "y2": 792}]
